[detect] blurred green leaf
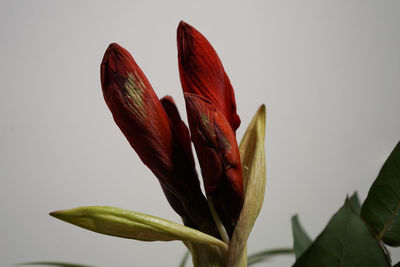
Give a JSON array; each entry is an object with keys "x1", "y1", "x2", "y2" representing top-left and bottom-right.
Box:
[
  {"x1": 393, "y1": 261, "x2": 400, "y2": 267},
  {"x1": 361, "y1": 141, "x2": 400, "y2": 246},
  {"x1": 178, "y1": 251, "x2": 190, "y2": 267},
  {"x1": 291, "y1": 215, "x2": 312, "y2": 259},
  {"x1": 349, "y1": 191, "x2": 361, "y2": 214},
  {"x1": 19, "y1": 262, "x2": 94, "y2": 267},
  {"x1": 179, "y1": 247, "x2": 294, "y2": 266},
  {"x1": 247, "y1": 248, "x2": 293, "y2": 265},
  {"x1": 294, "y1": 199, "x2": 390, "y2": 267},
  {"x1": 229, "y1": 105, "x2": 266, "y2": 266},
  {"x1": 50, "y1": 206, "x2": 227, "y2": 251}
]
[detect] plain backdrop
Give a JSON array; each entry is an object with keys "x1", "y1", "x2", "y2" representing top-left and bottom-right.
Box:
[{"x1": 1, "y1": 1, "x2": 399, "y2": 266}]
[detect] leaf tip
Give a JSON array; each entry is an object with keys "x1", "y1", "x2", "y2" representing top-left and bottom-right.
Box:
[
  {"x1": 259, "y1": 104, "x2": 266, "y2": 113},
  {"x1": 49, "y1": 210, "x2": 63, "y2": 220},
  {"x1": 255, "y1": 104, "x2": 266, "y2": 138},
  {"x1": 257, "y1": 104, "x2": 266, "y2": 122},
  {"x1": 49, "y1": 208, "x2": 76, "y2": 220},
  {"x1": 291, "y1": 214, "x2": 299, "y2": 222}
]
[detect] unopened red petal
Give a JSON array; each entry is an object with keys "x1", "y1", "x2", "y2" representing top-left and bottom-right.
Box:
[
  {"x1": 160, "y1": 95, "x2": 195, "y2": 166},
  {"x1": 185, "y1": 93, "x2": 243, "y2": 236},
  {"x1": 177, "y1": 21, "x2": 241, "y2": 132}
]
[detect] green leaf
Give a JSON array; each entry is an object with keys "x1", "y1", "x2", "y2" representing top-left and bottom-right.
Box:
[
  {"x1": 19, "y1": 262, "x2": 94, "y2": 267},
  {"x1": 247, "y1": 248, "x2": 294, "y2": 266},
  {"x1": 50, "y1": 206, "x2": 227, "y2": 251},
  {"x1": 291, "y1": 215, "x2": 312, "y2": 259},
  {"x1": 293, "y1": 199, "x2": 390, "y2": 267},
  {"x1": 361, "y1": 141, "x2": 400, "y2": 246},
  {"x1": 182, "y1": 247, "x2": 294, "y2": 266},
  {"x1": 349, "y1": 191, "x2": 361, "y2": 214},
  {"x1": 228, "y1": 105, "x2": 267, "y2": 266},
  {"x1": 178, "y1": 251, "x2": 190, "y2": 267}
]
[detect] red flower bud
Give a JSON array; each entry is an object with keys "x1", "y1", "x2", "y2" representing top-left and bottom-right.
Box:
[
  {"x1": 101, "y1": 43, "x2": 172, "y2": 178},
  {"x1": 177, "y1": 21, "x2": 241, "y2": 132},
  {"x1": 100, "y1": 43, "x2": 216, "y2": 236},
  {"x1": 185, "y1": 93, "x2": 243, "y2": 236}
]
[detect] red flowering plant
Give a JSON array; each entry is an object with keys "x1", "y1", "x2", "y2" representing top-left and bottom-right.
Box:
[
  {"x1": 47, "y1": 21, "x2": 400, "y2": 267},
  {"x1": 50, "y1": 21, "x2": 267, "y2": 267}
]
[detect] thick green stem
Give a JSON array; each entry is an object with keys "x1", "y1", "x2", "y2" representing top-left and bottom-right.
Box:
[
  {"x1": 189, "y1": 243, "x2": 226, "y2": 267},
  {"x1": 186, "y1": 242, "x2": 247, "y2": 267},
  {"x1": 235, "y1": 245, "x2": 247, "y2": 267}
]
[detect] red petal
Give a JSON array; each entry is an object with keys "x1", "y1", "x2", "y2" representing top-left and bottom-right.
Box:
[
  {"x1": 160, "y1": 95, "x2": 195, "y2": 167},
  {"x1": 101, "y1": 43, "x2": 217, "y2": 236},
  {"x1": 185, "y1": 93, "x2": 243, "y2": 236},
  {"x1": 177, "y1": 21, "x2": 241, "y2": 132}
]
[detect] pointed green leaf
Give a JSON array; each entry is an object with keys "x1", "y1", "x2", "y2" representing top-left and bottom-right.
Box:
[
  {"x1": 228, "y1": 105, "x2": 266, "y2": 266},
  {"x1": 349, "y1": 191, "x2": 361, "y2": 214},
  {"x1": 361, "y1": 141, "x2": 400, "y2": 246},
  {"x1": 19, "y1": 263, "x2": 94, "y2": 267},
  {"x1": 294, "y1": 199, "x2": 390, "y2": 267},
  {"x1": 247, "y1": 248, "x2": 294, "y2": 266},
  {"x1": 291, "y1": 215, "x2": 312, "y2": 259},
  {"x1": 50, "y1": 206, "x2": 227, "y2": 251}
]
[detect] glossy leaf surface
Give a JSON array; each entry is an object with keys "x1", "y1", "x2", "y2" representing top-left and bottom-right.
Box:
[
  {"x1": 361, "y1": 141, "x2": 400, "y2": 246},
  {"x1": 294, "y1": 199, "x2": 390, "y2": 267}
]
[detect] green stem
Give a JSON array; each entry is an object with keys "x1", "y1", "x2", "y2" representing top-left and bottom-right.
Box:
[
  {"x1": 189, "y1": 243, "x2": 226, "y2": 267},
  {"x1": 237, "y1": 245, "x2": 247, "y2": 267}
]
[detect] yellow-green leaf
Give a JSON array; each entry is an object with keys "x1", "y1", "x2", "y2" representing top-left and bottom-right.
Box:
[
  {"x1": 50, "y1": 206, "x2": 227, "y2": 251},
  {"x1": 228, "y1": 105, "x2": 267, "y2": 266}
]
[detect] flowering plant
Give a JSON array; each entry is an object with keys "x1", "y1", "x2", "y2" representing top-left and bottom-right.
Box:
[
  {"x1": 50, "y1": 21, "x2": 266, "y2": 267},
  {"x1": 44, "y1": 21, "x2": 400, "y2": 267}
]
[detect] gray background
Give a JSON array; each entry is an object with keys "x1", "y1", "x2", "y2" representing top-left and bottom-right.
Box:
[{"x1": 1, "y1": 1, "x2": 399, "y2": 266}]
